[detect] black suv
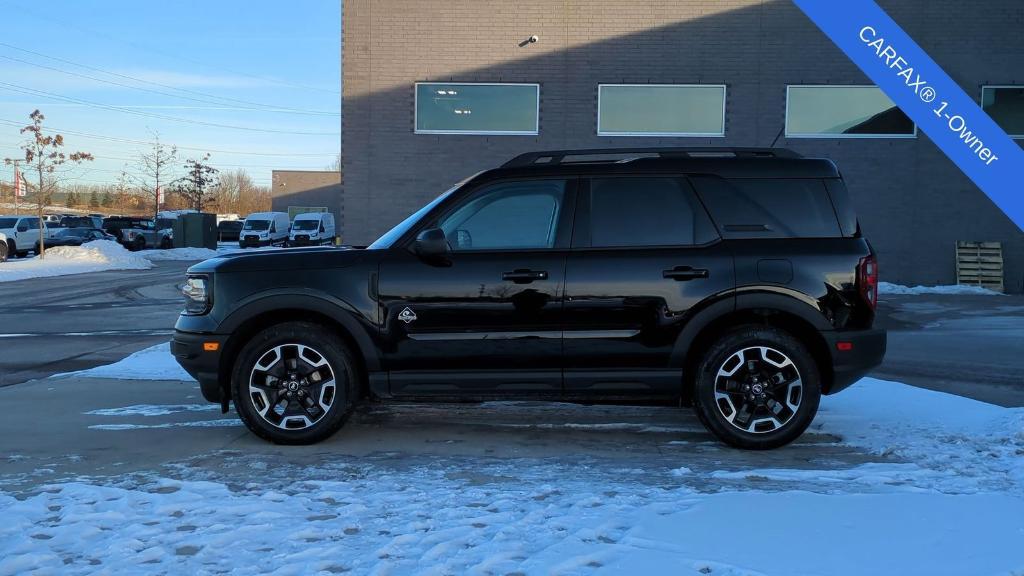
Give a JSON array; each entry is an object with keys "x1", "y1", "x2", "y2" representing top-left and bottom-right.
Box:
[{"x1": 172, "y1": 148, "x2": 885, "y2": 449}]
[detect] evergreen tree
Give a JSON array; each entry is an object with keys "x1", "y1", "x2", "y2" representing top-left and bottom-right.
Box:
[
  {"x1": 101, "y1": 190, "x2": 113, "y2": 207},
  {"x1": 88, "y1": 190, "x2": 100, "y2": 208},
  {"x1": 65, "y1": 191, "x2": 78, "y2": 208}
]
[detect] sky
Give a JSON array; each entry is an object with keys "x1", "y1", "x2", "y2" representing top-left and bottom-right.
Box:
[{"x1": 0, "y1": 0, "x2": 341, "y2": 188}]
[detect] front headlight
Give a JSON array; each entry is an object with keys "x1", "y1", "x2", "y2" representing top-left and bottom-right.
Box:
[{"x1": 182, "y1": 275, "x2": 211, "y2": 315}]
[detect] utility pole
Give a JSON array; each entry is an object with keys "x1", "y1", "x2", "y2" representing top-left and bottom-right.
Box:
[{"x1": 11, "y1": 160, "x2": 19, "y2": 216}]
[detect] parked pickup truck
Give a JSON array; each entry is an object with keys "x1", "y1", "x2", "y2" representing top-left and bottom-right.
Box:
[{"x1": 103, "y1": 217, "x2": 173, "y2": 250}]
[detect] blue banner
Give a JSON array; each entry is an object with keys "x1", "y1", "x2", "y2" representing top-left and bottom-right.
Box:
[{"x1": 793, "y1": 0, "x2": 1023, "y2": 232}]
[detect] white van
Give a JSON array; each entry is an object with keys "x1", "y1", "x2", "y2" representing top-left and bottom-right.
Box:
[
  {"x1": 288, "y1": 212, "x2": 336, "y2": 247},
  {"x1": 239, "y1": 212, "x2": 290, "y2": 248}
]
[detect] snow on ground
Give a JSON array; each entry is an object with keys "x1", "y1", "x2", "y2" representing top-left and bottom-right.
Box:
[
  {"x1": 879, "y1": 281, "x2": 1001, "y2": 296},
  {"x1": 54, "y1": 342, "x2": 194, "y2": 381},
  {"x1": 0, "y1": 241, "x2": 150, "y2": 283},
  {"x1": 14, "y1": 347, "x2": 1024, "y2": 574},
  {"x1": 139, "y1": 247, "x2": 219, "y2": 261}
]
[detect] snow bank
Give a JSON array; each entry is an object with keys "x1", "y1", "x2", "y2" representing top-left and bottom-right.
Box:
[
  {"x1": 141, "y1": 247, "x2": 219, "y2": 261},
  {"x1": 879, "y1": 281, "x2": 1001, "y2": 295},
  {"x1": 55, "y1": 342, "x2": 194, "y2": 381},
  {"x1": 0, "y1": 241, "x2": 150, "y2": 283}
]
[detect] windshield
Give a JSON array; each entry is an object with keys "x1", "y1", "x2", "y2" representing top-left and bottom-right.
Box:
[
  {"x1": 0, "y1": 218, "x2": 17, "y2": 228},
  {"x1": 292, "y1": 220, "x2": 318, "y2": 231},
  {"x1": 244, "y1": 220, "x2": 271, "y2": 231},
  {"x1": 367, "y1": 184, "x2": 462, "y2": 249}
]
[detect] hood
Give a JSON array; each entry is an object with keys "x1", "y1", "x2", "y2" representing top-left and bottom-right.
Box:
[{"x1": 188, "y1": 246, "x2": 369, "y2": 274}]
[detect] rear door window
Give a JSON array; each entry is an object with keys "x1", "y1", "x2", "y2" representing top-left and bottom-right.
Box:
[
  {"x1": 580, "y1": 176, "x2": 718, "y2": 247},
  {"x1": 691, "y1": 177, "x2": 842, "y2": 238}
]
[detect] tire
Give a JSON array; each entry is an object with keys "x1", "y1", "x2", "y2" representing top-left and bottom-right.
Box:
[
  {"x1": 692, "y1": 325, "x2": 821, "y2": 450},
  {"x1": 160, "y1": 236, "x2": 172, "y2": 249},
  {"x1": 0, "y1": 241, "x2": 7, "y2": 263},
  {"x1": 232, "y1": 321, "x2": 357, "y2": 445},
  {"x1": 133, "y1": 237, "x2": 146, "y2": 251}
]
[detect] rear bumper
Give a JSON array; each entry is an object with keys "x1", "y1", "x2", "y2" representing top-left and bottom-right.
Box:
[
  {"x1": 171, "y1": 331, "x2": 229, "y2": 403},
  {"x1": 823, "y1": 328, "x2": 887, "y2": 394}
]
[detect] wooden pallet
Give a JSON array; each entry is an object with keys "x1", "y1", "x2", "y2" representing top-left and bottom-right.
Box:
[{"x1": 955, "y1": 241, "x2": 1004, "y2": 293}]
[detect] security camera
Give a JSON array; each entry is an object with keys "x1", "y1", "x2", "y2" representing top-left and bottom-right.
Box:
[{"x1": 528, "y1": 35, "x2": 539, "y2": 43}]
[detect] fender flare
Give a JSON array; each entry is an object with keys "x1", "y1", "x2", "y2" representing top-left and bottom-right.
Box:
[
  {"x1": 670, "y1": 288, "x2": 832, "y2": 368},
  {"x1": 219, "y1": 289, "x2": 381, "y2": 373}
]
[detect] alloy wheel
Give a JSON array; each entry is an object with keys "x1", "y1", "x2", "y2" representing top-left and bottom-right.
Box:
[
  {"x1": 713, "y1": 346, "x2": 803, "y2": 434},
  {"x1": 248, "y1": 343, "x2": 337, "y2": 430}
]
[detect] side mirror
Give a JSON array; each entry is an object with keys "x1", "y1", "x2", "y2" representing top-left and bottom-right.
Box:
[{"x1": 413, "y1": 228, "x2": 450, "y2": 258}]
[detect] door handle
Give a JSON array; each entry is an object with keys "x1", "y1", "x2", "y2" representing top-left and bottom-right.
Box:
[
  {"x1": 663, "y1": 266, "x2": 709, "y2": 281},
  {"x1": 502, "y1": 269, "x2": 548, "y2": 284}
]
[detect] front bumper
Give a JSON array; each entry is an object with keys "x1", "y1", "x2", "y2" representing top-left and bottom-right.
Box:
[
  {"x1": 822, "y1": 328, "x2": 887, "y2": 394},
  {"x1": 239, "y1": 236, "x2": 271, "y2": 247},
  {"x1": 171, "y1": 331, "x2": 229, "y2": 403},
  {"x1": 288, "y1": 235, "x2": 320, "y2": 246}
]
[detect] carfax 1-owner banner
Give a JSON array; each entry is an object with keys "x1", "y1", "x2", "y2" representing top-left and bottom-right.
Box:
[{"x1": 794, "y1": 0, "x2": 1024, "y2": 232}]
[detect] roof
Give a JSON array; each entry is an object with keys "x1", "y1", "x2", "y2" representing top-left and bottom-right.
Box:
[{"x1": 486, "y1": 147, "x2": 839, "y2": 179}]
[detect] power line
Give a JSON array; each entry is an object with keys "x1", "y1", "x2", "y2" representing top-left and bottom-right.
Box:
[
  {"x1": 0, "y1": 43, "x2": 340, "y2": 116},
  {"x1": 0, "y1": 3, "x2": 340, "y2": 96},
  {"x1": 0, "y1": 118, "x2": 338, "y2": 157},
  {"x1": 0, "y1": 81, "x2": 340, "y2": 135}
]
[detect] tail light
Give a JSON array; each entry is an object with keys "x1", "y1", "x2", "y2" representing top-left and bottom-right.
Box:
[{"x1": 857, "y1": 255, "x2": 878, "y2": 310}]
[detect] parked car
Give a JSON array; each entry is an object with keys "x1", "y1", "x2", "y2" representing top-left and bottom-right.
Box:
[
  {"x1": 0, "y1": 215, "x2": 43, "y2": 258},
  {"x1": 0, "y1": 231, "x2": 7, "y2": 262},
  {"x1": 103, "y1": 217, "x2": 173, "y2": 250},
  {"x1": 39, "y1": 227, "x2": 117, "y2": 249},
  {"x1": 288, "y1": 212, "x2": 336, "y2": 246},
  {"x1": 59, "y1": 215, "x2": 103, "y2": 229},
  {"x1": 217, "y1": 220, "x2": 243, "y2": 242},
  {"x1": 173, "y1": 147, "x2": 886, "y2": 450},
  {"x1": 238, "y1": 212, "x2": 290, "y2": 248}
]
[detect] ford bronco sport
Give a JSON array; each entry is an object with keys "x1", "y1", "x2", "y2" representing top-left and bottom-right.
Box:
[{"x1": 172, "y1": 147, "x2": 886, "y2": 450}]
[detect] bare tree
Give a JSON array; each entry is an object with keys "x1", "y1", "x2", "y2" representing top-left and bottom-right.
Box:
[
  {"x1": 114, "y1": 169, "x2": 135, "y2": 214},
  {"x1": 327, "y1": 153, "x2": 340, "y2": 172},
  {"x1": 173, "y1": 154, "x2": 219, "y2": 212},
  {"x1": 3, "y1": 110, "x2": 92, "y2": 257},
  {"x1": 136, "y1": 133, "x2": 178, "y2": 223}
]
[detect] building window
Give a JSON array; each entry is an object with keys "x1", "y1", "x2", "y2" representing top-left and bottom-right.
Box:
[
  {"x1": 785, "y1": 85, "x2": 916, "y2": 138},
  {"x1": 981, "y1": 86, "x2": 1024, "y2": 138},
  {"x1": 597, "y1": 84, "x2": 726, "y2": 137},
  {"x1": 414, "y1": 82, "x2": 539, "y2": 135}
]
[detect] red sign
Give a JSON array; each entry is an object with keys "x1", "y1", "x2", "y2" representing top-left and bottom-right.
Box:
[{"x1": 14, "y1": 166, "x2": 25, "y2": 197}]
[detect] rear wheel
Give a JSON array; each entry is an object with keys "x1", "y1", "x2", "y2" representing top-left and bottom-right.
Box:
[
  {"x1": 232, "y1": 322, "x2": 357, "y2": 444},
  {"x1": 160, "y1": 236, "x2": 172, "y2": 249},
  {"x1": 693, "y1": 325, "x2": 821, "y2": 450}
]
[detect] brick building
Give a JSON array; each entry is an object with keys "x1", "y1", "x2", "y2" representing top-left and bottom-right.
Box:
[
  {"x1": 338, "y1": 0, "x2": 1024, "y2": 290},
  {"x1": 270, "y1": 170, "x2": 342, "y2": 219}
]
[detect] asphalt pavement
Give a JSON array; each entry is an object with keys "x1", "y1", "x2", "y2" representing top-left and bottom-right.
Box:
[{"x1": 0, "y1": 260, "x2": 191, "y2": 387}]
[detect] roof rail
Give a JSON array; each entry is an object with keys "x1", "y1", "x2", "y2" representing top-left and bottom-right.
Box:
[{"x1": 501, "y1": 147, "x2": 801, "y2": 168}]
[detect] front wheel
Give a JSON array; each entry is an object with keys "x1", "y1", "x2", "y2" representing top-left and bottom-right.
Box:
[
  {"x1": 693, "y1": 325, "x2": 821, "y2": 450},
  {"x1": 232, "y1": 321, "x2": 357, "y2": 444},
  {"x1": 0, "y1": 241, "x2": 7, "y2": 262}
]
